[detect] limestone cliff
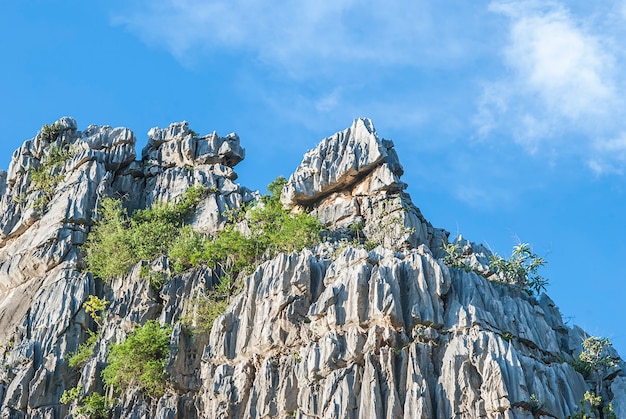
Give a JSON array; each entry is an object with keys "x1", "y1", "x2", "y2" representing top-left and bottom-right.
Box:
[{"x1": 0, "y1": 117, "x2": 623, "y2": 418}]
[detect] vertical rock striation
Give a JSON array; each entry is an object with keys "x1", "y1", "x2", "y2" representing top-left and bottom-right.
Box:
[{"x1": 0, "y1": 117, "x2": 623, "y2": 418}]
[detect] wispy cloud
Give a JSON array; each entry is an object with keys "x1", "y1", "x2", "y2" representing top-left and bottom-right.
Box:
[
  {"x1": 477, "y1": 0, "x2": 626, "y2": 172},
  {"x1": 111, "y1": 0, "x2": 487, "y2": 76},
  {"x1": 113, "y1": 0, "x2": 626, "y2": 178}
]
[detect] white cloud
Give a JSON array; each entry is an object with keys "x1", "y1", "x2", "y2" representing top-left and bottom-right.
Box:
[
  {"x1": 477, "y1": 0, "x2": 626, "y2": 173},
  {"x1": 111, "y1": 0, "x2": 484, "y2": 77},
  {"x1": 588, "y1": 133, "x2": 626, "y2": 174}
]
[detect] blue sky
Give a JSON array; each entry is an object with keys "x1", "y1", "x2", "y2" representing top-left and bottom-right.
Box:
[{"x1": 1, "y1": 1, "x2": 625, "y2": 354}]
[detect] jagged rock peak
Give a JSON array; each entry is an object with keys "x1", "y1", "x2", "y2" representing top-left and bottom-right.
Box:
[
  {"x1": 281, "y1": 117, "x2": 405, "y2": 208},
  {"x1": 143, "y1": 121, "x2": 245, "y2": 168}
]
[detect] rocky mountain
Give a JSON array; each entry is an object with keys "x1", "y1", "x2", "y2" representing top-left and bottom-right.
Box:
[{"x1": 0, "y1": 117, "x2": 624, "y2": 418}]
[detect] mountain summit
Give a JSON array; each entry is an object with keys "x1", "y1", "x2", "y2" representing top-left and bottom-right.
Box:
[{"x1": 0, "y1": 118, "x2": 623, "y2": 418}]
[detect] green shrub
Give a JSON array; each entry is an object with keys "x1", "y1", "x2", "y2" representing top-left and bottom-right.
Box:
[
  {"x1": 60, "y1": 385, "x2": 110, "y2": 419},
  {"x1": 577, "y1": 337, "x2": 617, "y2": 395},
  {"x1": 83, "y1": 185, "x2": 206, "y2": 280},
  {"x1": 169, "y1": 226, "x2": 206, "y2": 274},
  {"x1": 60, "y1": 384, "x2": 82, "y2": 404},
  {"x1": 171, "y1": 176, "x2": 322, "y2": 281},
  {"x1": 579, "y1": 337, "x2": 617, "y2": 372},
  {"x1": 68, "y1": 331, "x2": 99, "y2": 369},
  {"x1": 569, "y1": 356, "x2": 593, "y2": 379},
  {"x1": 40, "y1": 122, "x2": 63, "y2": 140},
  {"x1": 101, "y1": 320, "x2": 172, "y2": 399},
  {"x1": 84, "y1": 295, "x2": 109, "y2": 327},
  {"x1": 489, "y1": 243, "x2": 547, "y2": 296},
  {"x1": 181, "y1": 291, "x2": 230, "y2": 334},
  {"x1": 28, "y1": 144, "x2": 75, "y2": 213},
  {"x1": 139, "y1": 265, "x2": 169, "y2": 289},
  {"x1": 83, "y1": 198, "x2": 136, "y2": 280},
  {"x1": 568, "y1": 391, "x2": 616, "y2": 419},
  {"x1": 79, "y1": 393, "x2": 110, "y2": 419}
]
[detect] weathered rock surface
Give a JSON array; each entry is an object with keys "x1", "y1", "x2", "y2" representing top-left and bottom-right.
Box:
[{"x1": 0, "y1": 117, "x2": 623, "y2": 418}]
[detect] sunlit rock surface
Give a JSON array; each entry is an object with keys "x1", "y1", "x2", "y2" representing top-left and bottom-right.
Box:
[{"x1": 0, "y1": 117, "x2": 623, "y2": 418}]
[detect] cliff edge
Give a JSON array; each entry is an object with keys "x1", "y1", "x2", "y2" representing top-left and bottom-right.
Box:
[{"x1": 0, "y1": 118, "x2": 623, "y2": 418}]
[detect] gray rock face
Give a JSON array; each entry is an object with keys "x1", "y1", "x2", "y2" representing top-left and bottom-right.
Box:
[
  {"x1": 0, "y1": 118, "x2": 251, "y2": 418},
  {"x1": 0, "y1": 118, "x2": 622, "y2": 418},
  {"x1": 281, "y1": 118, "x2": 404, "y2": 208},
  {"x1": 200, "y1": 247, "x2": 587, "y2": 418}
]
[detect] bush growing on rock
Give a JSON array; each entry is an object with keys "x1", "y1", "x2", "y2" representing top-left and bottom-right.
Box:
[
  {"x1": 67, "y1": 331, "x2": 99, "y2": 369},
  {"x1": 83, "y1": 185, "x2": 206, "y2": 280},
  {"x1": 170, "y1": 176, "x2": 322, "y2": 280},
  {"x1": 101, "y1": 320, "x2": 173, "y2": 400},
  {"x1": 28, "y1": 144, "x2": 75, "y2": 213},
  {"x1": 489, "y1": 243, "x2": 548, "y2": 296},
  {"x1": 175, "y1": 177, "x2": 322, "y2": 333},
  {"x1": 60, "y1": 385, "x2": 110, "y2": 419}
]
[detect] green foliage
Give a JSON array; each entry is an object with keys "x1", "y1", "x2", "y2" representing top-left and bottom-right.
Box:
[
  {"x1": 60, "y1": 384, "x2": 82, "y2": 404},
  {"x1": 68, "y1": 330, "x2": 99, "y2": 369},
  {"x1": 40, "y1": 122, "x2": 63, "y2": 140},
  {"x1": 441, "y1": 243, "x2": 474, "y2": 272},
  {"x1": 169, "y1": 225, "x2": 205, "y2": 274},
  {"x1": 361, "y1": 203, "x2": 415, "y2": 250},
  {"x1": 60, "y1": 385, "x2": 110, "y2": 419},
  {"x1": 78, "y1": 393, "x2": 110, "y2": 419},
  {"x1": 501, "y1": 331, "x2": 514, "y2": 342},
  {"x1": 139, "y1": 265, "x2": 169, "y2": 289},
  {"x1": 569, "y1": 356, "x2": 593, "y2": 379},
  {"x1": 489, "y1": 243, "x2": 548, "y2": 296},
  {"x1": 83, "y1": 185, "x2": 206, "y2": 280},
  {"x1": 83, "y1": 198, "x2": 135, "y2": 280},
  {"x1": 529, "y1": 393, "x2": 544, "y2": 414},
  {"x1": 266, "y1": 175, "x2": 287, "y2": 198},
  {"x1": 181, "y1": 291, "x2": 230, "y2": 335},
  {"x1": 28, "y1": 144, "x2": 75, "y2": 213},
  {"x1": 84, "y1": 295, "x2": 109, "y2": 327},
  {"x1": 349, "y1": 220, "x2": 365, "y2": 242},
  {"x1": 568, "y1": 391, "x2": 617, "y2": 419},
  {"x1": 568, "y1": 337, "x2": 618, "y2": 417},
  {"x1": 579, "y1": 337, "x2": 617, "y2": 372},
  {"x1": 576, "y1": 336, "x2": 617, "y2": 395},
  {"x1": 171, "y1": 176, "x2": 322, "y2": 280},
  {"x1": 101, "y1": 320, "x2": 172, "y2": 400}
]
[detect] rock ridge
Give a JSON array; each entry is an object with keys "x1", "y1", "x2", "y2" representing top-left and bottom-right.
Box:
[{"x1": 0, "y1": 117, "x2": 623, "y2": 418}]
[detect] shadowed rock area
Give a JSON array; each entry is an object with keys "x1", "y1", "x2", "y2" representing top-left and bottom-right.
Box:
[{"x1": 0, "y1": 117, "x2": 623, "y2": 418}]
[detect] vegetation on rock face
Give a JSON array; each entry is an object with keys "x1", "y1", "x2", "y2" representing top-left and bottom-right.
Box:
[
  {"x1": 67, "y1": 331, "x2": 99, "y2": 369},
  {"x1": 28, "y1": 143, "x2": 75, "y2": 213},
  {"x1": 138, "y1": 176, "x2": 323, "y2": 280},
  {"x1": 568, "y1": 391, "x2": 617, "y2": 419},
  {"x1": 567, "y1": 337, "x2": 618, "y2": 418},
  {"x1": 101, "y1": 320, "x2": 173, "y2": 400},
  {"x1": 67, "y1": 296, "x2": 109, "y2": 369},
  {"x1": 177, "y1": 176, "x2": 323, "y2": 332},
  {"x1": 60, "y1": 385, "x2": 110, "y2": 419},
  {"x1": 181, "y1": 290, "x2": 230, "y2": 335},
  {"x1": 84, "y1": 178, "x2": 321, "y2": 289},
  {"x1": 362, "y1": 204, "x2": 415, "y2": 250},
  {"x1": 84, "y1": 295, "x2": 109, "y2": 327},
  {"x1": 441, "y1": 241, "x2": 548, "y2": 296},
  {"x1": 83, "y1": 185, "x2": 206, "y2": 280},
  {"x1": 441, "y1": 242, "x2": 478, "y2": 273},
  {"x1": 40, "y1": 122, "x2": 64, "y2": 140},
  {"x1": 489, "y1": 243, "x2": 547, "y2": 296},
  {"x1": 83, "y1": 177, "x2": 321, "y2": 339}
]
